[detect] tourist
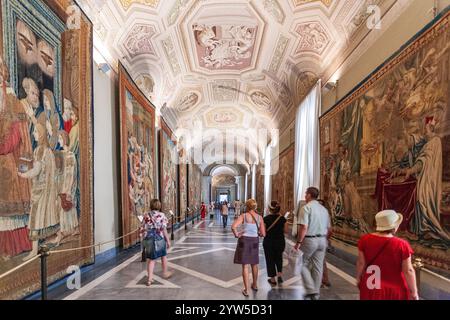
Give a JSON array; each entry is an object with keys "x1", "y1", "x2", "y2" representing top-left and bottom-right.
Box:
[
  {"x1": 356, "y1": 210, "x2": 419, "y2": 300},
  {"x1": 209, "y1": 201, "x2": 215, "y2": 220},
  {"x1": 263, "y1": 201, "x2": 288, "y2": 286},
  {"x1": 221, "y1": 201, "x2": 229, "y2": 228},
  {"x1": 200, "y1": 202, "x2": 207, "y2": 220},
  {"x1": 141, "y1": 199, "x2": 173, "y2": 286},
  {"x1": 232, "y1": 199, "x2": 266, "y2": 297},
  {"x1": 294, "y1": 187, "x2": 331, "y2": 300},
  {"x1": 234, "y1": 199, "x2": 241, "y2": 219}
]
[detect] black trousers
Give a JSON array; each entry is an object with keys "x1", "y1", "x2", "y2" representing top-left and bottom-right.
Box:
[{"x1": 263, "y1": 241, "x2": 285, "y2": 278}]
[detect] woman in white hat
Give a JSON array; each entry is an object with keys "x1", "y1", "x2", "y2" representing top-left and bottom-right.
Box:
[{"x1": 356, "y1": 210, "x2": 419, "y2": 300}]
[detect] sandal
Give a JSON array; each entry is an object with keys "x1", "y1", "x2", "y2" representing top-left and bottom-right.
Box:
[
  {"x1": 146, "y1": 279, "x2": 154, "y2": 286},
  {"x1": 267, "y1": 279, "x2": 277, "y2": 286},
  {"x1": 251, "y1": 284, "x2": 258, "y2": 291},
  {"x1": 242, "y1": 289, "x2": 249, "y2": 297},
  {"x1": 162, "y1": 271, "x2": 173, "y2": 279}
]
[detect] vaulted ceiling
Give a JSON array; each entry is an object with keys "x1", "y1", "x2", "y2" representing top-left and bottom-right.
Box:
[{"x1": 77, "y1": 0, "x2": 409, "y2": 166}]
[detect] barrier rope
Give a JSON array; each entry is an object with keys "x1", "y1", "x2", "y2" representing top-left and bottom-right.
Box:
[
  {"x1": 49, "y1": 227, "x2": 141, "y2": 254},
  {"x1": 0, "y1": 254, "x2": 41, "y2": 280},
  {"x1": 0, "y1": 227, "x2": 141, "y2": 280}
]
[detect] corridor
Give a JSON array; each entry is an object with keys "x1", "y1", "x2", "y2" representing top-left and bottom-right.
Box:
[{"x1": 52, "y1": 211, "x2": 359, "y2": 301}]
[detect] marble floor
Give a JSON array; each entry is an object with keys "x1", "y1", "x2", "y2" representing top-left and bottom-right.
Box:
[{"x1": 52, "y1": 211, "x2": 359, "y2": 300}]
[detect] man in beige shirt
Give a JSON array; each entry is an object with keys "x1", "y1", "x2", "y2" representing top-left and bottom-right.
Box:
[{"x1": 294, "y1": 187, "x2": 331, "y2": 300}]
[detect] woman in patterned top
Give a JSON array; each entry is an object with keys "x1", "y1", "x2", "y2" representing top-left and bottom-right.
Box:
[{"x1": 141, "y1": 199, "x2": 173, "y2": 286}]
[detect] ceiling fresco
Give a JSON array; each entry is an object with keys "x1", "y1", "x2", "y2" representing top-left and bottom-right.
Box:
[{"x1": 77, "y1": 0, "x2": 409, "y2": 165}]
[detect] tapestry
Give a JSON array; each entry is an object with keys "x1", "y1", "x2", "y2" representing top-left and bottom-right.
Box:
[
  {"x1": 159, "y1": 119, "x2": 178, "y2": 216},
  {"x1": 320, "y1": 11, "x2": 450, "y2": 271},
  {"x1": 179, "y1": 160, "x2": 187, "y2": 222},
  {"x1": 188, "y1": 162, "x2": 202, "y2": 213},
  {"x1": 255, "y1": 163, "x2": 265, "y2": 214},
  {"x1": 271, "y1": 145, "x2": 295, "y2": 217},
  {"x1": 119, "y1": 64, "x2": 156, "y2": 248},
  {"x1": 0, "y1": 0, "x2": 93, "y2": 299}
]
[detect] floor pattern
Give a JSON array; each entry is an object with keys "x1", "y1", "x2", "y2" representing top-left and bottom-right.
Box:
[{"x1": 61, "y1": 212, "x2": 359, "y2": 300}]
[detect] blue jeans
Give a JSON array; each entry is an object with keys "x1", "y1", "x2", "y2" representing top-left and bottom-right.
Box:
[{"x1": 222, "y1": 215, "x2": 228, "y2": 228}]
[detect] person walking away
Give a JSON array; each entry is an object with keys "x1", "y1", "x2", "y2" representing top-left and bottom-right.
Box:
[
  {"x1": 221, "y1": 201, "x2": 229, "y2": 228},
  {"x1": 140, "y1": 199, "x2": 173, "y2": 286},
  {"x1": 200, "y1": 202, "x2": 207, "y2": 220},
  {"x1": 263, "y1": 201, "x2": 288, "y2": 286},
  {"x1": 232, "y1": 199, "x2": 266, "y2": 297},
  {"x1": 294, "y1": 187, "x2": 331, "y2": 300},
  {"x1": 357, "y1": 210, "x2": 419, "y2": 300}
]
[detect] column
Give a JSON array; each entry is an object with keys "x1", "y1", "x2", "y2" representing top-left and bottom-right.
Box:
[
  {"x1": 251, "y1": 164, "x2": 256, "y2": 199},
  {"x1": 244, "y1": 173, "x2": 248, "y2": 201},
  {"x1": 202, "y1": 176, "x2": 212, "y2": 204}
]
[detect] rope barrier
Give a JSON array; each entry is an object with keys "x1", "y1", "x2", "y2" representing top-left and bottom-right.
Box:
[
  {"x1": 49, "y1": 227, "x2": 141, "y2": 254},
  {"x1": 0, "y1": 254, "x2": 41, "y2": 280},
  {"x1": 0, "y1": 227, "x2": 141, "y2": 280}
]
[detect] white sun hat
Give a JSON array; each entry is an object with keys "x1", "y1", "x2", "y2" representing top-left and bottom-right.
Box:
[{"x1": 375, "y1": 210, "x2": 403, "y2": 231}]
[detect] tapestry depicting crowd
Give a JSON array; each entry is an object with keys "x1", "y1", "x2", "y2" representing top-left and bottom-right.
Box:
[{"x1": 320, "y1": 13, "x2": 450, "y2": 271}]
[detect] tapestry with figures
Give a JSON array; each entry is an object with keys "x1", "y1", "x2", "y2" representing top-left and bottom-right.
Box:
[
  {"x1": 0, "y1": 0, "x2": 93, "y2": 299},
  {"x1": 320, "y1": 11, "x2": 450, "y2": 271}
]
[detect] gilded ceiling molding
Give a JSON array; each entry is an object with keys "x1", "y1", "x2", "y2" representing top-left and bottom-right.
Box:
[
  {"x1": 162, "y1": 37, "x2": 182, "y2": 75},
  {"x1": 293, "y1": 0, "x2": 333, "y2": 7},
  {"x1": 268, "y1": 34, "x2": 289, "y2": 74},
  {"x1": 167, "y1": 0, "x2": 191, "y2": 26},
  {"x1": 264, "y1": 0, "x2": 285, "y2": 24},
  {"x1": 119, "y1": 0, "x2": 160, "y2": 10}
]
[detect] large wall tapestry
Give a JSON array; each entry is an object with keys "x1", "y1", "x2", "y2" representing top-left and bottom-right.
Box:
[
  {"x1": 271, "y1": 145, "x2": 295, "y2": 217},
  {"x1": 159, "y1": 119, "x2": 178, "y2": 216},
  {"x1": 178, "y1": 155, "x2": 187, "y2": 222},
  {"x1": 320, "y1": 11, "x2": 450, "y2": 271},
  {"x1": 255, "y1": 163, "x2": 265, "y2": 214},
  {"x1": 119, "y1": 64, "x2": 156, "y2": 248},
  {"x1": 188, "y1": 162, "x2": 202, "y2": 212},
  {"x1": 0, "y1": 0, "x2": 93, "y2": 299}
]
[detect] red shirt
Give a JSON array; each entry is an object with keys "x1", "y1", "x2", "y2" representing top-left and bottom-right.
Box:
[{"x1": 358, "y1": 234, "x2": 414, "y2": 300}]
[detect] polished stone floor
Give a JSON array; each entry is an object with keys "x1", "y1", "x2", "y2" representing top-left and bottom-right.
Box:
[{"x1": 48, "y1": 211, "x2": 359, "y2": 300}]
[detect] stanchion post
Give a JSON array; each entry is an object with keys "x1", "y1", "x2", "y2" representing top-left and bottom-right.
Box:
[
  {"x1": 192, "y1": 208, "x2": 195, "y2": 226},
  {"x1": 184, "y1": 208, "x2": 188, "y2": 230},
  {"x1": 171, "y1": 215, "x2": 175, "y2": 241},
  {"x1": 39, "y1": 245, "x2": 50, "y2": 300},
  {"x1": 413, "y1": 257, "x2": 424, "y2": 297}
]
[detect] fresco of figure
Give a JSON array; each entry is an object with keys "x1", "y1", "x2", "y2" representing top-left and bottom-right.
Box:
[
  {"x1": 18, "y1": 123, "x2": 59, "y2": 261},
  {"x1": 51, "y1": 130, "x2": 79, "y2": 245},
  {"x1": 20, "y1": 78, "x2": 43, "y2": 150},
  {"x1": 393, "y1": 118, "x2": 450, "y2": 242},
  {"x1": 0, "y1": 57, "x2": 32, "y2": 258},
  {"x1": 42, "y1": 89, "x2": 63, "y2": 150}
]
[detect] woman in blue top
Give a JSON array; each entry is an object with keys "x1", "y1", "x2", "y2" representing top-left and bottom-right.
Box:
[{"x1": 232, "y1": 199, "x2": 266, "y2": 297}]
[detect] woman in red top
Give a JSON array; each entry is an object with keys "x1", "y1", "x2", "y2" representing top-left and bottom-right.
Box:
[{"x1": 356, "y1": 210, "x2": 419, "y2": 300}]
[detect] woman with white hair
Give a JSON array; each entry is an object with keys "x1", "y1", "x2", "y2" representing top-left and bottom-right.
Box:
[{"x1": 356, "y1": 210, "x2": 419, "y2": 300}]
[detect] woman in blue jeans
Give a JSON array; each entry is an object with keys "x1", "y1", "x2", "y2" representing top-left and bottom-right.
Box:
[{"x1": 221, "y1": 201, "x2": 229, "y2": 228}]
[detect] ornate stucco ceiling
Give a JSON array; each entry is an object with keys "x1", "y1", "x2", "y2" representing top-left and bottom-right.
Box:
[{"x1": 77, "y1": 0, "x2": 410, "y2": 165}]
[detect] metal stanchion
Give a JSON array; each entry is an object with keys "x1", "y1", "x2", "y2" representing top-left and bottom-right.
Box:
[
  {"x1": 413, "y1": 257, "x2": 424, "y2": 297},
  {"x1": 39, "y1": 245, "x2": 49, "y2": 300},
  {"x1": 171, "y1": 214, "x2": 175, "y2": 241},
  {"x1": 185, "y1": 208, "x2": 188, "y2": 230},
  {"x1": 192, "y1": 208, "x2": 195, "y2": 226}
]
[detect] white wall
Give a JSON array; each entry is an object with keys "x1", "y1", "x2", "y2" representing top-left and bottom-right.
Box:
[{"x1": 93, "y1": 65, "x2": 120, "y2": 255}]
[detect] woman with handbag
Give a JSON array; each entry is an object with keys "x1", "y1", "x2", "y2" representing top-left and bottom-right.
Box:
[
  {"x1": 231, "y1": 199, "x2": 266, "y2": 297},
  {"x1": 263, "y1": 201, "x2": 289, "y2": 286},
  {"x1": 356, "y1": 210, "x2": 419, "y2": 300},
  {"x1": 141, "y1": 199, "x2": 173, "y2": 286}
]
